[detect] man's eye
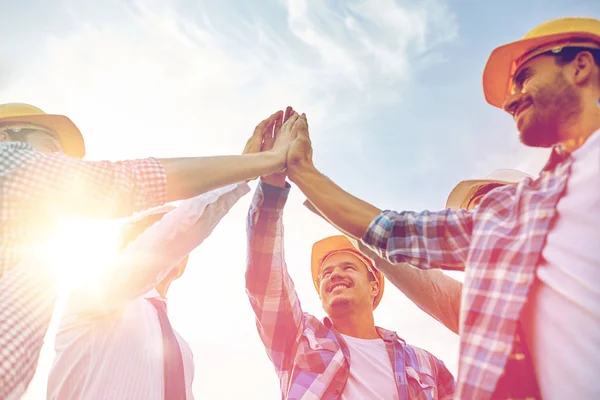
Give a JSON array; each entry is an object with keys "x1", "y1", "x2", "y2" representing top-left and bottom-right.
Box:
[
  {"x1": 344, "y1": 265, "x2": 355, "y2": 271},
  {"x1": 515, "y1": 72, "x2": 532, "y2": 89}
]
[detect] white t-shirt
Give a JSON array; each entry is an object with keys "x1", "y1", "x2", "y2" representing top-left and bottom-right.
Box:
[
  {"x1": 340, "y1": 334, "x2": 399, "y2": 400},
  {"x1": 521, "y1": 129, "x2": 600, "y2": 399}
]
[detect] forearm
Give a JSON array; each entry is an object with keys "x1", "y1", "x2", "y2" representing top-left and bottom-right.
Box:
[
  {"x1": 160, "y1": 151, "x2": 284, "y2": 202},
  {"x1": 71, "y1": 183, "x2": 250, "y2": 313},
  {"x1": 290, "y1": 164, "x2": 381, "y2": 239},
  {"x1": 380, "y1": 263, "x2": 461, "y2": 334},
  {"x1": 246, "y1": 182, "x2": 303, "y2": 367}
]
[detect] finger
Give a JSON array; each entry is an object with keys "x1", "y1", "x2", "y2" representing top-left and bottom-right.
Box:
[
  {"x1": 293, "y1": 114, "x2": 309, "y2": 134},
  {"x1": 282, "y1": 112, "x2": 299, "y2": 129},
  {"x1": 271, "y1": 113, "x2": 283, "y2": 139},
  {"x1": 262, "y1": 111, "x2": 282, "y2": 139},
  {"x1": 283, "y1": 106, "x2": 295, "y2": 123},
  {"x1": 254, "y1": 110, "x2": 282, "y2": 137},
  {"x1": 262, "y1": 132, "x2": 275, "y2": 151}
]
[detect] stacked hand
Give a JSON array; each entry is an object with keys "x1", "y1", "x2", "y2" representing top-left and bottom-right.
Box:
[{"x1": 243, "y1": 105, "x2": 315, "y2": 188}]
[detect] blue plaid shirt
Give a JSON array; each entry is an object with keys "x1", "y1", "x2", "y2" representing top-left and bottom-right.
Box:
[{"x1": 362, "y1": 144, "x2": 580, "y2": 399}]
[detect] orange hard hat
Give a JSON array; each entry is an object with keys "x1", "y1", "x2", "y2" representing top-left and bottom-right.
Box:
[
  {"x1": 311, "y1": 235, "x2": 385, "y2": 309},
  {"x1": 0, "y1": 103, "x2": 85, "y2": 158},
  {"x1": 483, "y1": 17, "x2": 600, "y2": 108}
]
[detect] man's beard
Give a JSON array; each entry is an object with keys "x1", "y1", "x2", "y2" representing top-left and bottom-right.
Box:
[{"x1": 520, "y1": 73, "x2": 582, "y2": 148}]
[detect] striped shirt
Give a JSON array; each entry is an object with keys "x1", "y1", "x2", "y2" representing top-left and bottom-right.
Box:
[
  {"x1": 47, "y1": 182, "x2": 249, "y2": 399},
  {"x1": 0, "y1": 141, "x2": 167, "y2": 399},
  {"x1": 362, "y1": 130, "x2": 600, "y2": 399},
  {"x1": 246, "y1": 182, "x2": 456, "y2": 400}
]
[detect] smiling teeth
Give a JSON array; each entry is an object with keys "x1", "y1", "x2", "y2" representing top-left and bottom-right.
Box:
[{"x1": 331, "y1": 285, "x2": 347, "y2": 291}]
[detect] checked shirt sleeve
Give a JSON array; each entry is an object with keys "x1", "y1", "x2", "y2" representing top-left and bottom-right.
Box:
[
  {"x1": 0, "y1": 142, "x2": 167, "y2": 398},
  {"x1": 362, "y1": 208, "x2": 474, "y2": 271},
  {"x1": 245, "y1": 181, "x2": 304, "y2": 385},
  {"x1": 0, "y1": 257, "x2": 58, "y2": 400},
  {"x1": 0, "y1": 142, "x2": 166, "y2": 219},
  {"x1": 435, "y1": 356, "x2": 457, "y2": 400}
]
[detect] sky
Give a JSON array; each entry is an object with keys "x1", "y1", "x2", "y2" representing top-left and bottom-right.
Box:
[{"x1": 1, "y1": 0, "x2": 598, "y2": 398}]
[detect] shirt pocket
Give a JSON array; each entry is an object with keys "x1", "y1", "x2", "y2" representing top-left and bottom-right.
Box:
[
  {"x1": 406, "y1": 366, "x2": 437, "y2": 400},
  {"x1": 293, "y1": 329, "x2": 340, "y2": 373}
]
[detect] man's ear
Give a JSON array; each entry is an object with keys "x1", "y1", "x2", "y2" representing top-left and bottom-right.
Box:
[
  {"x1": 0, "y1": 131, "x2": 10, "y2": 142},
  {"x1": 572, "y1": 50, "x2": 596, "y2": 86},
  {"x1": 371, "y1": 280, "x2": 379, "y2": 298}
]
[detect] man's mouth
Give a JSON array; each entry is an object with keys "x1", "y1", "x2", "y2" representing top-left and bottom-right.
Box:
[
  {"x1": 515, "y1": 101, "x2": 532, "y2": 120},
  {"x1": 328, "y1": 282, "x2": 351, "y2": 293}
]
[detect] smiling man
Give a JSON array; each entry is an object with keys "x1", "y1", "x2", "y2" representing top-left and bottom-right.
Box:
[
  {"x1": 245, "y1": 117, "x2": 455, "y2": 399},
  {"x1": 282, "y1": 17, "x2": 600, "y2": 399}
]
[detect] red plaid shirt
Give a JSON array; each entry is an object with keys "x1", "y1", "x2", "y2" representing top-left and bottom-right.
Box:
[
  {"x1": 361, "y1": 144, "x2": 584, "y2": 399},
  {"x1": 0, "y1": 141, "x2": 167, "y2": 398},
  {"x1": 246, "y1": 182, "x2": 456, "y2": 400}
]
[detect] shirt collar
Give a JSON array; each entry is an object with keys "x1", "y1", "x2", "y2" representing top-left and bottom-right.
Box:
[
  {"x1": 541, "y1": 144, "x2": 570, "y2": 173},
  {"x1": 143, "y1": 288, "x2": 166, "y2": 301},
  {"x1": 541, "y1": 128, "x2": 600, "y2": 173},
  {"x1": 323, "y1": 316, "x2": 404, "y2": 343}
]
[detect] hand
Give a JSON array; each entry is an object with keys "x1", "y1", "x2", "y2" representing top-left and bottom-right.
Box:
[
  {"x1": 271, "y1": 107, "x2": 301, "y2": 168},
  {"x1": 286, "y1": 114, "x2": 314, "y2": 181},
  {"x1": 261, "y1": 106, "x2": 296, "y2": 187},
  {"x1": 243, "y1": 110, "x2": 283, "y2": 155}
]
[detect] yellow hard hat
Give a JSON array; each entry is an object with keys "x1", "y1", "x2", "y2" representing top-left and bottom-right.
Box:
[
  {"x1": 483, "y1": 17, "x2": 600, "y2": 108},
  {"x1": 311, "y1": 235, "x2": 385, "y2": 309},
  {"x1": 0, "y1": 103, "x2": 85, "y2": 158}
]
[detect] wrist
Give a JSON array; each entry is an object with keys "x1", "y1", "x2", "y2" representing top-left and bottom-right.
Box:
[
  {"x1": 261, "y1": 175, "x2": 287, "y2": 188},
  {"x1": 288, "y1": 161, "x2": 319, "y2": 185},
  {"x1": 264, "y1": 150, "x2": 286, "y2": 173}
]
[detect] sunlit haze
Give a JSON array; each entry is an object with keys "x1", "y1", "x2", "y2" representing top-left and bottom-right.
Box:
[{"x1": 2, "y1": 0, "x2": 594, "y2": 398}]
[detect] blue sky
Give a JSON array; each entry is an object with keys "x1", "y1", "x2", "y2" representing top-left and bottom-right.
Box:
[{"x1": 2, "y1": 0, "x2": 598, "y2": 398}]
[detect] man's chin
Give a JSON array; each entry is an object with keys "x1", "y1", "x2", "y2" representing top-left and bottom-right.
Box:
[
  {"x1": 324, "y1": 297, "x2": 352, "y2": 313},
  {"x1": 519, "y1": 127, "x2": 555, "y2": 148}
]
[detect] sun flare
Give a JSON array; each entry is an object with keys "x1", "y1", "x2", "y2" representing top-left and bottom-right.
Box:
[{"x1": 39, "y1": 217, "x2": 125, "y2": 291}]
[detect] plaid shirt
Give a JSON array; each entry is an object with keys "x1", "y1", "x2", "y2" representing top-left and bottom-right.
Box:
[
  {"x1": 246, "y1": 182, "x2": 455, "y2": 400},
  {"x1": 362, "y1": 145, "x2": 580, "y2": 399},
  {"x1": 0, "y1": 141, "x2": 166, "y2": 399}
]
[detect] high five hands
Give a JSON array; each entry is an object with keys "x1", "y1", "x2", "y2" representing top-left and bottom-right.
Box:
[{"x1": 245, "y1": 106, "x2": 314, "y2": 187}]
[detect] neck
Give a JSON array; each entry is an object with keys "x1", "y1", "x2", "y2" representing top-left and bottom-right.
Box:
[
  {"x1": 329, "y1": 308, "x2": 379, "y2": 339},
  {"x1": 560, "y1": 97, "x2": 600, "y2": 152},
  {"x1": 156, "y1": 281, "x2": 171, "y2": 299}
]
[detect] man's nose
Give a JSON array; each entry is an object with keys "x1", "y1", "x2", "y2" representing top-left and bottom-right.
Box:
[{"x1": 503, "y1": 91, "x2": 522, "y2": 116}]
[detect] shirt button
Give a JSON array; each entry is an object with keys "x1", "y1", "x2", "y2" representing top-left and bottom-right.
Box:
[
  {"x1": 518, "y1": 275, "x2": 529, "y2": 284},
  {"x1": 494, "y1": 343, "x2": 506, "y2": 352},
  {"x1": 538, "y1": 211, "x2": 548, "y2": 219}
]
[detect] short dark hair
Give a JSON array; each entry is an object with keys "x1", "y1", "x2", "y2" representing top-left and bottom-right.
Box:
[
  {"x1": 552, "y1": 46, "x2": 600, "y2": 67},
  {"x1": 117, "y1": 212, "x2": 167, "y2": 250}
]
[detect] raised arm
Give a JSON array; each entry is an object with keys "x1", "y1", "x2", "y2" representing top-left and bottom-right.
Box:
[
  {"x1": 66, "y1": 182, "x2": 250, "y2": 314},
  {"x1": 246, "y1": 181, "x2": 304, "y2": 378},
  {"x1": 0, "y1": 110, "x2": 291, "y2": 219},
  {"x1": 286, "y1": 115, "x2": 473, "y2": 269}
]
